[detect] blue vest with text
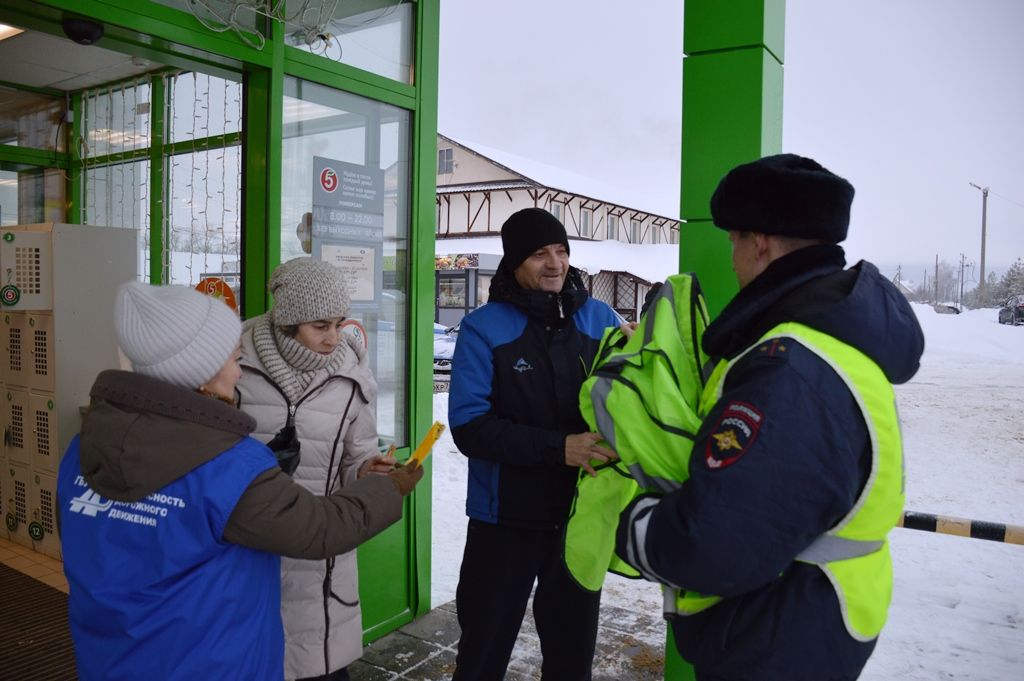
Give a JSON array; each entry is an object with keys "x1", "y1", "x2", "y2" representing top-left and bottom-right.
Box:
[{"x1": 57, "y1": 435, "x2": 283, "y2": 681}]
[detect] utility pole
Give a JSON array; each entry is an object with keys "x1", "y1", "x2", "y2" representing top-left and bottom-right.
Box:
[
  {"x1": 969, "y1": 182, "x2": 989, "y2": 300},
  {"x1": 934, "y1": 254, "x2": 939, "y2": 303},
  {"x1": 958, "y1": 253, "x2": 967, "y2": 309}
]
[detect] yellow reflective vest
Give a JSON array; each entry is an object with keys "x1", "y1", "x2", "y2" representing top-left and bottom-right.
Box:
[
  {"x1": 566, "y1": 273, "x2": 710, "y2": 591},
  {"x1": 683, "y1": 322, "x2": 905, "y2": 641},
  {"x1": 572, "y1": 280, "x2": 904, "y2": 642}
]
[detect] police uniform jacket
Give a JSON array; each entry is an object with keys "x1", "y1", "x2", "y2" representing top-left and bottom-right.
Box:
[{"x1": 616, "y1": 245, "x2": 925, "y2": 681}]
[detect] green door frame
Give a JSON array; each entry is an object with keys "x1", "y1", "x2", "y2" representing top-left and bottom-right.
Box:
[{"x1": 0, "y1": 0, "x2": 439, "y2": 639}]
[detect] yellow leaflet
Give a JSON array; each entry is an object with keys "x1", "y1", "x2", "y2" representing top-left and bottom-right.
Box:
[{"x1": 410, "y1": 421, "x2": 445, "y2": 466}]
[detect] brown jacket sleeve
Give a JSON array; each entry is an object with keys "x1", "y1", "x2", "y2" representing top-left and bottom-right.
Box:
[{"x1": 223, "y1": 468, "x2": 404, "y2": 559}]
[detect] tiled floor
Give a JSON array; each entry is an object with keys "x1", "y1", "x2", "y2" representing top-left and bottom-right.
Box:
[
  {"x1": 0, "y1": 535, "x2": 69, "y2": 593},
  {"x1": 0, "y1": 536, "x2": 666, "y2": 679}
]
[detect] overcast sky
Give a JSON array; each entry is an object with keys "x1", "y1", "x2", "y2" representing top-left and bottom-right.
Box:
[{"x1": 438, "y1": 0, "x2": 1024, "y2": 282}]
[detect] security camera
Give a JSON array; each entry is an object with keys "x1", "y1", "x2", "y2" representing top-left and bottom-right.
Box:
[{"x1": 61, "y1": 17, "x2": 104, "y2": 46}]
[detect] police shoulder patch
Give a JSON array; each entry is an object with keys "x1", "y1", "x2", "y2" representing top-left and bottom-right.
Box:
[{"x1": 705, "y1": 401, "x2": 764, "y2": 470}]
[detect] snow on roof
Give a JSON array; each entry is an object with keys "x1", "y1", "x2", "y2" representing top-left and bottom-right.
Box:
[
  {"x1": 441, "y1": 133, "x2": 680, "y2": 221},
  {"x1": 435, "y1": 235, "x2": 681, "y2": 285},
  {"x1": 436, "y1": 180, "x2": 533, "y2": 194}
]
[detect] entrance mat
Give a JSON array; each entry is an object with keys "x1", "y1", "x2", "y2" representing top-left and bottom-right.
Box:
[{"x1": 0, "y1": 562, "x2": 77, "y2": 680}]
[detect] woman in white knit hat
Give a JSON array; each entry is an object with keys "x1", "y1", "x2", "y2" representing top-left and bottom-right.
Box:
[
  {"x1": 236, "y1": 257, "x2": 395, "y2": 681},
  {"x1": 57, "y1": 281, "x2": 422, "y2": 681}
]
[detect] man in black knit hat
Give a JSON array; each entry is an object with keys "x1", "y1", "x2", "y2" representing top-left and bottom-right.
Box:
[
  {"x1": 448, "y1": 207, "x2": 621, "y2": 680},
  {"x1": 616, "y1": 154, "x2": 925, "y2": 680}
]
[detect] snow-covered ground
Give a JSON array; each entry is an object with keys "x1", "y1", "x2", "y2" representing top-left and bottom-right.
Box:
[{"x1": 430, "y1": 301, "x2": 1024, "y2": 679}]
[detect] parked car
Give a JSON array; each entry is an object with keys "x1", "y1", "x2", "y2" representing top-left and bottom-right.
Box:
[
  {"x1": 434, "y1": 322, "x2": 459, "y2": 372},
  {"x1": 998, "y1": 295, "x2": 1024, "y2": 325}
]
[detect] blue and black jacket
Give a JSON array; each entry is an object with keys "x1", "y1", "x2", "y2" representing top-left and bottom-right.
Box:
[
  {"x1": 616, "y1": 245, "x2": 925, "y2": 681},
  {"x1": 449, "y1": 267, "x2": 620, "y2": 528}
]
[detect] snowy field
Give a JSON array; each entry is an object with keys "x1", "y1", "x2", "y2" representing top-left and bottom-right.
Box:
[{"x1": 430, "y1": 302, "x2": 1024, "y2": 680}]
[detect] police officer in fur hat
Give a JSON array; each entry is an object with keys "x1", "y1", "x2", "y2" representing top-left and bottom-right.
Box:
[
  {"x1": 617, "y1": 154, "x2": 925, "y2": 681},
  {"x1": 448, "y1": 207, "x2": 622, "y2": 680}
]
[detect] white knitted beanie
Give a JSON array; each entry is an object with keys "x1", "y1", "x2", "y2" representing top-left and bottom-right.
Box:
[
  {"x1": 114, "y1": 281, "x2": 241, "y2": 389},
  {"x1": 269, "y1": 257, "x2": 351, "y2": 327}
]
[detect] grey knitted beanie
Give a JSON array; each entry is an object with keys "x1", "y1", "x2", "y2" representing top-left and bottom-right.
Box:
[
  {"x1": 114, "y1": 281, "x2": 241, "y2": 389},
  {"x1": 269, "y1": 257, "x2": 351, "y2": 327}
]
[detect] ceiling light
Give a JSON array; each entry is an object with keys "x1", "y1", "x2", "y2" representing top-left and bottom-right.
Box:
[{"x1": 0, "y1": 24, "x2": 25, "y2": 42}]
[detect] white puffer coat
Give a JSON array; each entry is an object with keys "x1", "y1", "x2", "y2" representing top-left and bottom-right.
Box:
[{"x1": 237, "y1": 320, "x2": 380, "y2": 680}]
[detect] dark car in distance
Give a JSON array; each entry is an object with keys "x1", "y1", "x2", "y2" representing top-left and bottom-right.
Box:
[{"x1": 998, "y1": 295, "x2": 1024, "y2": 325}]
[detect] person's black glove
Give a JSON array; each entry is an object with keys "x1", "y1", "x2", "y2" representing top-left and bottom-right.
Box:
[{"x1": 266, "y1": 424, "x2": 301, "y2": 476}]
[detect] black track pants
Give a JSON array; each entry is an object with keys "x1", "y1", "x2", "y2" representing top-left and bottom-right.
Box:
[{"x1": 452, "y1": 519, "x2": 601, "y2": 681}]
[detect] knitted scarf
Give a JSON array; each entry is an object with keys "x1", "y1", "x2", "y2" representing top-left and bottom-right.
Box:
[{"x1": 251, "y1": 314, "x2": 348, "y2": 403}]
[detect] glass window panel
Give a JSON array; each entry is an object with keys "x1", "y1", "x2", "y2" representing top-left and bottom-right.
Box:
[
  {"x1": 438, "y1": 279, "x2": 466, "y2": 308},
  {"x1": 166, "y1": 146, "x2": 242, "y2": 289},
  {"x1": 581, "y1": 208, "x2": 592, "y2": 237},
  {"x1": 476, "y1": 273, "x2": 492, "y2": 307},
  {"x1": 0, "y1": 166, "x2": 67, "y2": 225},
  {"x1": 0, "y1": 170, "x2": 16, "y2": 225},
  {"x1": 0, "y1": 86, "x2": 66, "y2": 151},
  {"x1": 437, "y1": 147, "x2": 452, "y2": 174},
  {"x1": 285, "y1": 0, "x2": 415, "y2": 84},
  {"x1": 167, "y1": 72, "x2": 242, "y2": 143},
  {"x1": 282, "y1": 77, "x2": 411, "y2": 443},
  {"x1": 83, "y1": 159, "x2": 148, "y2": 277},
  {"x1": 81, "y1": 80, "x2": 151, "y2": 158},
  {"x1": 149, "y1": 0, "x2": 261, "y2": 31},
  {"x1": 549, "y1": 201, "x2": 563, "y2": 223}
]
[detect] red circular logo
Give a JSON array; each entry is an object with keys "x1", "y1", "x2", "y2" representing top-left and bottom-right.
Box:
[
  {"x1": 341, "y1": 319, "x2": 368, "y2": 349},
  {"x1": 320, "y1": 168, "x2": 338, "y2": 193},
  {"x1": 194, "y1": 277, "x2": 238, "y2": 312}
]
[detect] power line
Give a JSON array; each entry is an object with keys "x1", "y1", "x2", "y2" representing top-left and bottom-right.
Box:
[{"x1": 990, "y1": 190, "x2": 1024, "y2": 211}]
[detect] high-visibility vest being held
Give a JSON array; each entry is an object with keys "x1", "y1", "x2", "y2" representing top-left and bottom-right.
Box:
[
  {"x1": 687, "y1": 322, "x2": 906, "y2": 641},
  {"x1": 565, "y1": 273, "x2": 711, "y2": 592}
]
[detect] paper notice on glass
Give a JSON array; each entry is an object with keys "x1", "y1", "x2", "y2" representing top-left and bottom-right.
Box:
[{"x1": 321, "y1": 244, "x2": 376, "y2": 303}]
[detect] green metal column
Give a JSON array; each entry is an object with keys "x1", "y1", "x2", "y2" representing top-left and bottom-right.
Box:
[
  {"x1": 148, "y1": 76, "x2": 166, "y2": 284},
  {"x1": 68, "y1": 92, "x2": 84, "y2": 225},
  {"x1": 680, "y1": 0, "x2": 785, "y2": 318},
  {"x1": 667, "y1": 2, "x2": 785, "y2": 679},
  {"x1": 409, "y1": 0, "x2": 441, "y2": 619},
  {"x1": 240, "y1": 26, "x2": 284, "y2": 317}
]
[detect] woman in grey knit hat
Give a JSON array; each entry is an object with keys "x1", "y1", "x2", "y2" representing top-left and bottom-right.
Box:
[{"x1": 236, "y1": 257, "x2": 395, "y2": 681}]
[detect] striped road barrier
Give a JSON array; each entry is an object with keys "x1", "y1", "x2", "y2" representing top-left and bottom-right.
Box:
[{"x1": 898, "y1": 511, "x2": 1024, "y2": 546}]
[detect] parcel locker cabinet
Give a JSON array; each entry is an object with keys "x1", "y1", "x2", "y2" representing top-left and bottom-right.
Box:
[
  {"x1": 6, "y1": 461, "x2": 31, "y2": 548},
  {"x1": 30, "y1": 471, "x2": 60, "y2": 559},
  {"x1": 3, "y1": 312, "x2": 30, "y2": 388},
  {"x1": 0, "y1": 229, "x2": 52, "y2": 310},
  {"x1": 30, "y1": 393, "x2": 58, "y2": 474},
  {"x1": 4, "y1": 389, "x2": 31, "y2": 466},
  {"x1": 28, "y1": 313, "x2": 55, "y2": 394},
  {"x1": 0, "y1": 223, "x2": 136, "y2": 465},
  {"x1": 0, "y1": 451, "x2": 8, "y2": 541}
]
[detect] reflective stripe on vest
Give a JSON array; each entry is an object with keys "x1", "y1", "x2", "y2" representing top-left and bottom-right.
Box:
[{"x1": 679, "y1": 322, "x2": 904, "y2": 641}]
